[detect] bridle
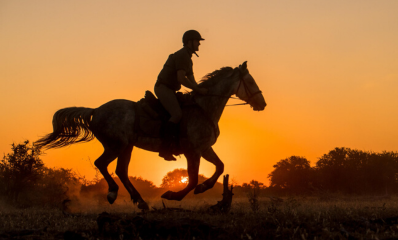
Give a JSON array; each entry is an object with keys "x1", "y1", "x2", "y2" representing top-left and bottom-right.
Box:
[
  {"x1": 189, "y1": 70, "x2": 262, "y2": 137},
  {"x1": 233, "y1": 71, "x2": 262, "y2": 106},
  {"x1": 202, "y1": 71, "x2": 262, "y2": 107}
]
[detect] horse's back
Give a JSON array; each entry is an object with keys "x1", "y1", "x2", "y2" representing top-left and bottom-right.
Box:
[{"x1": 91, "y1": 99, "x2": 137, "y2": 147}]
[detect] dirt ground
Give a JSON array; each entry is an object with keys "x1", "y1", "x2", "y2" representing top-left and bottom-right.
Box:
[{"x1": 1, "y1": 196, "x2": 398, "y2": 239}]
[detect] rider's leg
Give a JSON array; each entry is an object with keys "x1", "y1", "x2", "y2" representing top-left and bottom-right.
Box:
[
  {"x1": 154, "y1": 84, "x2": 182, "y2": 160},
  {"x1": 154, "y1": 84, "x2": 182, "y2": 123}
]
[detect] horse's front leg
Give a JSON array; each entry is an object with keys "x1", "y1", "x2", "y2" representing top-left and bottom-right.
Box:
[
  {"x1": 161, "y1": 152, "x2": 200, "y2": 201},
  {"x1": 194, "y1": 147, "x2": 224, "y2": 194}
]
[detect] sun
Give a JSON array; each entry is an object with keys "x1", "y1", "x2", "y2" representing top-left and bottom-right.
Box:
[{"x1": 180, "y1": 176, "x2": 188, "y2": 184}]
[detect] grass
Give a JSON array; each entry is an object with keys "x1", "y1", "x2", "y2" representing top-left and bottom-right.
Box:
[{"x1": 1, "y1": 196, "x2": 398, "y2": 239}]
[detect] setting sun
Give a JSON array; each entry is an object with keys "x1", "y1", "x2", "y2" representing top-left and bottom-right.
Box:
[{"x1": 180, "y1": 177, "x2": 188, "y2": 184}]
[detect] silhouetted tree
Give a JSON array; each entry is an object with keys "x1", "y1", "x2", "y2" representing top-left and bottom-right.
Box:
[
  {"x1": 316, "y1": 147, "x2": 351, "y2": 192},
  {"x1": 160, "y1": 168, "x2": 189, "y2": 188},
  {"x1": 315, "y1": 148, "x2": 398, "y2": 195},
  {"x1": 268, "y1": 156, "x2": 312, "y2": 194},
  {"x1": 160, "y1": 169, "x2": 220, "y2": 197},
  {"x1": 38, "y1": 167, "x2": 81, "y2": 205},
  {"x1": 362, "y1": 151, "x2": 398, "y2": 194},
  {"x1": 0, "y1": 141, "x2": 44, "y2": 202},
  {"x1": 160, "y1": 168, "x2": 208, "y2": 189}
]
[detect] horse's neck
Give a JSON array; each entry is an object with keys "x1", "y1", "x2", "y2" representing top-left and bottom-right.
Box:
[{"x1": 195, "y1": 75, "x2": 238, "y2": 124}]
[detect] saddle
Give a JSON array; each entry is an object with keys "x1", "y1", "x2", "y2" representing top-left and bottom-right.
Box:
[{"x1": 134, "y1": 91, "x2": 194, "y2": 138}]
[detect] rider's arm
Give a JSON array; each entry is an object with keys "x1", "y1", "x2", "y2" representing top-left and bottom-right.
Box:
[
  {"x1": 187, "y1": 75, "x2": 198, "y2": 86},
  {"x1": 187, "y1": 74, "x2": 207, "y2": 94},
  {"x1": 177, "y1": 70, "x2": 200, "y2": 91}
]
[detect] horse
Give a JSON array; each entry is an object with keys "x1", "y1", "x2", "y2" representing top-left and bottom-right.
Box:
[{"x1": 35, "y1": 61, "x2": 266, "y2": 210}]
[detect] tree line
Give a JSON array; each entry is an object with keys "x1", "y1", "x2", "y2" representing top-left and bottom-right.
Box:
[
  {"x1": 0, "y1": 141, "x2": 249, "y2": 207},
  {"x1": 268, "y1": 147, "x2": 398, "y2": 195},
  {"x1": 1, "y1": 141, "x2": 397, "y2": 207}
]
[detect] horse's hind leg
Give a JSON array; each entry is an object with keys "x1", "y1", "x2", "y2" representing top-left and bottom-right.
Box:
[
  {"x1": 94, "y1": 149, "x2": 119, "y2": 204},
  {"x1": 115, "y1": 145, "x2": 149, "y2": 210},
  {"x1": 161, "y1": 151, "x2": 200, "y2": 201},
  {"x1": 194, "y1": 147, "x2": 224, "y2": 194}
]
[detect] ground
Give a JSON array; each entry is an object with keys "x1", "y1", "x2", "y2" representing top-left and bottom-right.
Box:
[{"x1": 1, "y1": 196, "x2": 398, "y2": 239}]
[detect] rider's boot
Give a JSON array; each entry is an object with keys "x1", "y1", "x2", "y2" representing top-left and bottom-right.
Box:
[{"x1": 159, "y1": 121, "x2": 178, "y2": 161}]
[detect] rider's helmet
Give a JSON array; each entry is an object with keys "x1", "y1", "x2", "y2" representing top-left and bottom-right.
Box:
[{"x1": 183, "y1": 30, "x2": 205, "y2": 46}]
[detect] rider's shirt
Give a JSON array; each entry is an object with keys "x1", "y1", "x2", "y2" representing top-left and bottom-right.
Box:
[{"x1": 156, "y1": 47, "x2": 193, "y2": 91}]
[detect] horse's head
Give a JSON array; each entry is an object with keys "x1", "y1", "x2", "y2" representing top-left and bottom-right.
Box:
[{"x1": 235, "y1": 61, "x2": 267, "y2": 111}]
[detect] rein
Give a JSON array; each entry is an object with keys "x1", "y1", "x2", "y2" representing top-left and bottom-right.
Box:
[
  {"x1": 203, "y1": 94, "x2": 246, "y2": 107},
  {"x1": 200, "y1": 72, "x2": 262, "y2": 107}
]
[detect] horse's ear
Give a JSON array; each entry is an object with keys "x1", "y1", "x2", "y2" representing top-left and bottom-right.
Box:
[{"x1": 239, "y1": 61, "x2": 248, "y2": 72}]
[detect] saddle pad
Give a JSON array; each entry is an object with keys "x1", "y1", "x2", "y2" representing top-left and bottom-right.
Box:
[{"x1": 133, "y1": 102, "x2": 163, "y2": 138}]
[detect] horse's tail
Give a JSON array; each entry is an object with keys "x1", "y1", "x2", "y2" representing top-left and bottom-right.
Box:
[{"x1": 35, "y1": 107, "x2": 95, "y2": 149}]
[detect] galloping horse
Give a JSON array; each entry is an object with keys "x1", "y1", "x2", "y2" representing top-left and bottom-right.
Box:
[{"x1": 35, "y1": 61, "x2": 266, "y2": 210}]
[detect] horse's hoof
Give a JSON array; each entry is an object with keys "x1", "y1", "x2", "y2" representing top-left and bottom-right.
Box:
[
  {"x1": 161, "y1": 191, "x2": 173, "y2": 200},
  {"x1": 107, "y1": 191, "x2": 118, "y2": 204},
  {"x1": 137, "y1": 200, "x2": 149, "y2": 210},
  {"x1": 161, "y1": 191, "x2": 184, "y2": 201},
  {"x1": 194, "y1": 184, "x2": 207, "y2": 194}
]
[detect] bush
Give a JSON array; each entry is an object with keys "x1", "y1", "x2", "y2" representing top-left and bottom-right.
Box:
[
  {"x1": 0, "y1": 141, "x2": 81, "y2": 207},
  {"x1": 0, "y1": 141, "x2": 44, "y2": 203}
]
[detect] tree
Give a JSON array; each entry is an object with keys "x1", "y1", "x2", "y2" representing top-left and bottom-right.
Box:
[
  {"x1": 160, "y1": 168, "x2": 207, "y2": 189},
  {"x1": 161, "y1": 169, "x2": 189, "y2": 188},
  {"x1": 268, "y1": 156, "x2": 312, "y2": 194},
  {"x1": 316, "y1": 147, "x2": 357, "y2": 192},
  {"x1": 38, "y1": 167, "x2": 81, "y2": 205},
  {"x1": 315, "y1": 148, "x2": 398, "y2": 194},
  {"x1": 0, "y1": 141, "x2": 44, "y2": 202},
  {"x1": 362, "y1": 151, "x2": 398, "y2": 195}
]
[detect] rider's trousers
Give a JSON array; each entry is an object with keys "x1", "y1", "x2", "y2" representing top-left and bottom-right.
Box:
[{"x1": 154, "y1": 83, "x2": 182, "y2": 123}]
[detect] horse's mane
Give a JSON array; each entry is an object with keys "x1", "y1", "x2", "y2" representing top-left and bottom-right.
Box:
[
  {"x1": 198, "y1": 67, "x2": 235, "y2": 88},
  {"x1": 182, "y1": 67, "x2": 236, "y2": 96}
]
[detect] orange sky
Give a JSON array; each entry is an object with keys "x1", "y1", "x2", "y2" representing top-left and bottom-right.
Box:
[{"x1": 1, "y1": 1, "x2": 398, "y2": 186}]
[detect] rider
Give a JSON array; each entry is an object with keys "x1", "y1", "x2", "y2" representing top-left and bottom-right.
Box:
[{"x1": 155, "y1": 30, "x2": 208, "y2": 161}]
